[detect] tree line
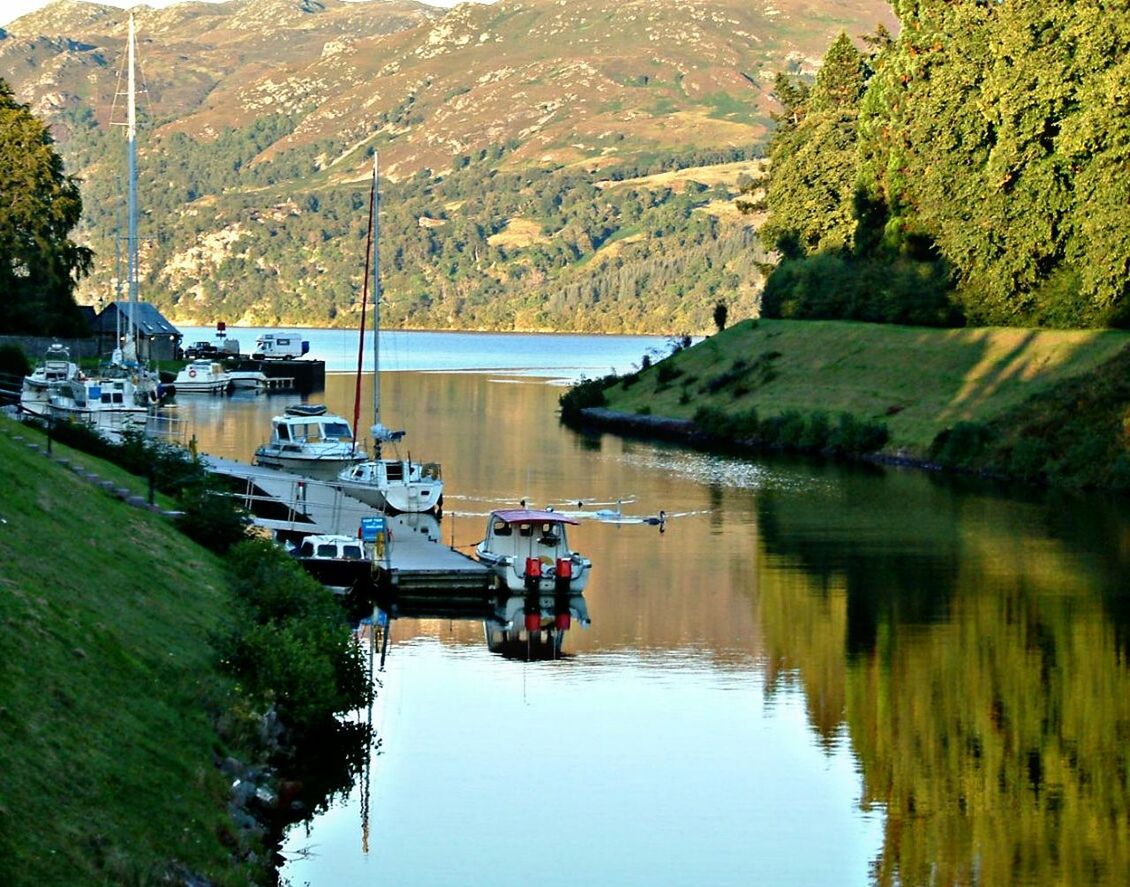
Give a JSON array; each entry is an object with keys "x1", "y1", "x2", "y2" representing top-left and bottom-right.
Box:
[{"x1": 758, "y1": 3, "x2": 1130, "y2": 329}]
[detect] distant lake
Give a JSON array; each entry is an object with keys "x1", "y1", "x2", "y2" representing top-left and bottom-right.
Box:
[{"x1": 177, "y1": 325, "x2": 670, "y2": 378}]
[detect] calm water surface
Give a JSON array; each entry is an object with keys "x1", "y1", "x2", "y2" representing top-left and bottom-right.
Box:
[{"x1": 176, "y1": 336, "x2": 1130, "y2": 886}]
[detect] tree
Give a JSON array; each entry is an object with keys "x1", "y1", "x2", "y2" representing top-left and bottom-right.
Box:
[
  {"x1": 761, "y1": 33, "x2": 869, "y2": 258},
  {"x1": 713, "y1": 300, "x2": 728, "y2": 332},
  {"x1": 0, "y1": 79, "x2": 92, "y2": 334}
]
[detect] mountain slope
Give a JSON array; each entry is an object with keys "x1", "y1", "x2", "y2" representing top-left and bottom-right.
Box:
[{"x1": 0, "y1": 0, "x2": 895, "y2": 332}]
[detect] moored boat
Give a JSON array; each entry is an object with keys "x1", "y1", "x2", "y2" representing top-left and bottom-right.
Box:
[
  {"x1": 338, "y1": 459, "x2": 443, "y2": 515},
  {"x1": 19, "y1": 342, "x2": 81, "y2": 417},
  {"x1": 292, "y1": 533, "x2": 373, "y2": 596},
  {"x1": 173, "y1": 359, "x2": 231, "y2": 394},
  {"x1": 38, "y1": 376, "x2": 150, "y2": 430},
  {"x1": 253, "y1": 405, "x2": 365, "y2": 480},
  {"x1": 228, "y1": 370, "x2": 269, "y2": 391},
  {"x1": 475, "y1": 509, "x2": 591, "y2": 593}
]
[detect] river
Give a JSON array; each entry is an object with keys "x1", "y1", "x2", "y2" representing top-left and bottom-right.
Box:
[{"x1": 174, "y1": 331, "x2": 1130, "y2": 887}]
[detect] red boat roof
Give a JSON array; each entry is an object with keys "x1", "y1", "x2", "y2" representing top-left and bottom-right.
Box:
[{"x1": 491, "y1": 509, "x2": 578, "y2": 525}]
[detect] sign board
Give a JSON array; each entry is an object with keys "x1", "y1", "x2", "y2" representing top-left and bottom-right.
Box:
[{"x1": 360, "y1": 516, "x2": 386, "y2": 542}]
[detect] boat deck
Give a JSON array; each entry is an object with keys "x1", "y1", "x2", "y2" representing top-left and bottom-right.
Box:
[{"x1": 204, "y1": 455, "x2": 493, "y2": 593}]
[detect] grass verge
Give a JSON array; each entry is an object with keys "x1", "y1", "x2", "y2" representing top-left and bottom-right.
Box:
[{"x1": 565, "y1": 318, "x2": 1130, "y2": 489}]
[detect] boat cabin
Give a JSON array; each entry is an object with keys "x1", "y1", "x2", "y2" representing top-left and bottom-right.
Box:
[
  {"x1": 269, "y1": 412, "x2": 355, "y2": 446},
  {"x1": 483, "y1": 509, "x2": 578, "y2": 562}
]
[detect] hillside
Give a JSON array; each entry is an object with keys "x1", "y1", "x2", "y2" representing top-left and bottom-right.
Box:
[
  {"x1": 0, "y1": 416, "x2": 251, "y2": 883},
  {"x1": 0, "y1": 0, "x2": 895, "y2": 332},
  {"x1": 586, "y1": 319, "x2": 1130, "y2": 488}
]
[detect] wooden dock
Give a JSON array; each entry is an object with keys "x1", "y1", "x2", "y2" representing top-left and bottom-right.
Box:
[{"x1": 204, "y1": 455, "x2": 494, "y2": 593}]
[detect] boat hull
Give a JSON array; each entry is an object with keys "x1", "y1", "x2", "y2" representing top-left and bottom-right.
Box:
[{"x1": 254, "y1": 448, "x2": 365, "y2": 481}]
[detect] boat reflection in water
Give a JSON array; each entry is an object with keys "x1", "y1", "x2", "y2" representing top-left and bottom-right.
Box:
[
  {"x1": 483, "y1": 592, "x2": 590, "y2": 660},
  {"x1": 374, "y1": 588, "x2": 591, "y2": 662}
]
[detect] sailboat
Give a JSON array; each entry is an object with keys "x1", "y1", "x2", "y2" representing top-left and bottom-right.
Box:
[{"x1": 336, "y1": 154, "x2": 444, "y2": 516}]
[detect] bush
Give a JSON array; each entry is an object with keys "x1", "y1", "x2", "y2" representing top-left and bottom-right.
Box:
[
  {"x1": 222, "y1": 540, "x2": 372, "y2": 735},
  {"x1": 0, "y1": 343, "x2": 32, "y2": 378},
  {"x1": 655, "y1": 360, "x2": 683, "y2": 385},
  {"x1": 559, "y1": 374, "x2": 615, "y2": 422},
  {"x1": 929, "y1": 421, "x2": 993, "y2": 468},
  {"x1": 175, "y1": 479, "x2": 251, "y2": 554},
  {"x1": 762, "y1": 253, "x2": 961, "y2": 327}
]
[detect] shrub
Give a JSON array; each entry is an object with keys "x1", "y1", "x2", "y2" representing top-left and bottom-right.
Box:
[
  {"x1": 0, "y1": 343, "x2": 32, "y2": 378},
  {"x1": 559, "y1": 374, "x2": 615, "y2": 422},
  {"x1": 655, "y1": 360, "x2": 683, "y2": 385},
  {"x1": 175, "y1": 479, "x2": 251, "y2": 554},
  {"x1": 929, "y1": 421, "x2": 993, "y2": 467}
]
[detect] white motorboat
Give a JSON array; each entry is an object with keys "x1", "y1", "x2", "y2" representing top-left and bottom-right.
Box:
[
  {"x1": 292, "y1": 533, "x2": 373, "y2": 595},
  {"x1": 39, "y1": 376, "x2": 150, "y2": 430},
  {"x1": 173, "y1": 359, "x2": 231, "y2": 394},
  {"x1": 253, "y1": 405, "x2": 365, "y2": 480},
  {"x1": 336, "y1": 154, "x2": 445, "y2": 515},
  {"x1": 228, "y1": 370, "x2": 269, "y2": 391},
  {"x1": 475, "y1": 509, "x2": 592, "y2": 593},
  {"x1": 19, "y1": 343, "x2": 81, "y2": 417}
]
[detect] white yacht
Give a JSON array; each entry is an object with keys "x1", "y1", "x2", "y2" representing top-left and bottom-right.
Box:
[
  {"x1": 253, "y1": 405, "x2": 365, "y2": 480},
  {"x1": 19, "y1": 343, "x2": 81, "y2": 417},
  {"x1": 338, "y1": 459, "x2": 443, "y2": 515}
]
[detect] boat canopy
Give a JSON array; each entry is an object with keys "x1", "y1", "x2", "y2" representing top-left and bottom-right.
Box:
[{"x1": 490, "y1": 509, "x2": 579, "y2": 525}]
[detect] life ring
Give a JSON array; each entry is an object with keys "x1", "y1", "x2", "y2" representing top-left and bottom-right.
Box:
[{"x1": 188, "y1": 369, "x2": 197, "y2": 378}]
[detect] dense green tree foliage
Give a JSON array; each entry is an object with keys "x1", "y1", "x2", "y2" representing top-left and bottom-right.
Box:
[
  {"x1": 0, "y1": 78, "x2": 91, "y2": 335},
  {"x1": 761, "y1": 3, "x2": 1130, "y2": 329}
]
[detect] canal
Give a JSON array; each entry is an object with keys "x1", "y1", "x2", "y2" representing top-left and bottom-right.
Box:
[{"x1": 176, "y1": 331, "x2": 1130, "y2": 886}]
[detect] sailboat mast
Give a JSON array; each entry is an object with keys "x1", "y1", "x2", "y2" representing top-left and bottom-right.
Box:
[
  {"x1": 372, "y1": 152, "x2": 381, "y2": 446},
  {"x1": 126, "y1": 14, "x2": 138, "y2": 347},
  {"x1": 352, "y1": 155, "x2": 377, "y2": 452}
]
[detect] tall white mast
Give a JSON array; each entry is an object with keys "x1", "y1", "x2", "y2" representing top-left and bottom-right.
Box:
[
  {"x1": 126, "y1": 13, "x2": 138, "y2": 349},
  {"x1": 371, "y1": 153, "x2": 381, "y2": 441}
]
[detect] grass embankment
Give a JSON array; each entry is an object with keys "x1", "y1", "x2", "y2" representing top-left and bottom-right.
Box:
[
  {"x1": 579, "y1": 319, "x2": 1130, "y2": 487},
  {"x1": 0, "y1": 417, "x2": 252, "y2": 884}
]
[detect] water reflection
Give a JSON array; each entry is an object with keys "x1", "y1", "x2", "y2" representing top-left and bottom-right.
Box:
[
  {"x1": 170, "y1": 368, "x2": 1130, "y2": 886},
  {"x1": 374, "y1": 590, "x2": 592, "y2": 661},
  {"x1": 755, "y1": 469, "x2": 1130, "y2": 886}
]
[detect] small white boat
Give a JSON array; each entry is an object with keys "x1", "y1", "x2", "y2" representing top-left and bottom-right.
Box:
[
  {"x1": 228, "y1": 370, "x2": 269, "y2": 391},
  {"x1": 475, "y1": 509, "x2": 591, "y2": 593},
  {"x1": 253, "y1": 405, "x2": 366, "y2": 480},
  {"x1": 173, "y1": 359, "x2": 231, "y2": 394},
  {"x1": 292, "y1": 533, "x2": 372, "y2": 595},
  {"x1": 338, "y1": 459, "x2": 443, "y2": 515}
]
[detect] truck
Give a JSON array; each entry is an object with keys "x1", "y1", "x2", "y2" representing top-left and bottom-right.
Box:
[{"x1": 252, "y1": 332, "x2": 310, "y2": 360}]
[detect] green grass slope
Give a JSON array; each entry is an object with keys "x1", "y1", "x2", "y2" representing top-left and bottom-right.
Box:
[
  {"x1": 602, "y1": 319, "x2": 1130, "y2": 455},
  {"x1": 0, "y1": 417, "x2": 252, "y2": 884}
]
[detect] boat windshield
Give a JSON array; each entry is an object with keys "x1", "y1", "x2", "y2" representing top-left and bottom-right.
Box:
[{"x1": 319, "y1": 420, "x2": 354, "y2": 441}]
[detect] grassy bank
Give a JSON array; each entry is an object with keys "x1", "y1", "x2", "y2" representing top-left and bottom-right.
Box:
[
  {"x1": 575, "y1": 319, "x2": 1130, "y2": 487},
  {"x1": 0, "y1": 417, "x2": 251, "y2": 884}
]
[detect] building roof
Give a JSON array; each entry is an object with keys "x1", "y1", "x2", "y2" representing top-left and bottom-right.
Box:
[{"x1": 98, "y1": 301, "x2": 181, "y2": 338}]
